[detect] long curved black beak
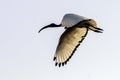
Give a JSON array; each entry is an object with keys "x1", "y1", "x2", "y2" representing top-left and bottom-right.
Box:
[
  {"x1": 38, "y1": 24, "x2": 61, "y2": 33},
  {"x1": 38, "y1": 25, "x2": 51, "y2": 33}
]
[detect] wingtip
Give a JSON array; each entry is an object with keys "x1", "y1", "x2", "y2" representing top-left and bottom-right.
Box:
[
  {"x1": 53, "y1": 57, "x2": 56, "y2": 61},
  {"x1": 55, "y1": 62, "x2": 58, "y2": 66},
  {"x1": 54, "y1": 62, "x2": 68, "y2": 67},
  {"x1": 59, "y1": 63, "x2": 61, "y2": 67},
  {"x1": 62, "y1": 63, "x2": 64, "y2": 66}
]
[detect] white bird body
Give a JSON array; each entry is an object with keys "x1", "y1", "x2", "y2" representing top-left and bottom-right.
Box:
[
  {"x1": 61, "y1": 14, "x2": 88, "y2": 27},
  {"x1": 38, "y1": 13, "x2": 103, "y2": 67}
]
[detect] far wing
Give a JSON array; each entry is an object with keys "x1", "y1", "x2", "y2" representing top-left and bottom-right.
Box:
[
  {"x1": 61, "y1": 14, "x2": 88, "y2": 27},
  {"x1": 53, "y1": 27, "x2": 88, "y2": 67}
]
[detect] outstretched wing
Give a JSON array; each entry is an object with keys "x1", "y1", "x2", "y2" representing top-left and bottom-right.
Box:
[{"x1": 53, "y1": 27, "x2": 88, "y2": 67}]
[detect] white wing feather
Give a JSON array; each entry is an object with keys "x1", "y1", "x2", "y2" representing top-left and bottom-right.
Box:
[
  {"x1": 53, "y1": 27, "x2": 88, "y2": 67},
  {"x1": 61, "y1": 14, "x2": 88, "y2": 27}
]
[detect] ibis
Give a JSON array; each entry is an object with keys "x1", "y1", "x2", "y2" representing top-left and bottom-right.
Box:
[{"x1": 38, "y1": 13, "x2": 103, "y2": 67}]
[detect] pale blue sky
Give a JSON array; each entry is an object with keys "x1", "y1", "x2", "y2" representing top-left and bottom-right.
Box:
[{"x1": 0, "y1": 0, "x2": 120, "y2": 80}]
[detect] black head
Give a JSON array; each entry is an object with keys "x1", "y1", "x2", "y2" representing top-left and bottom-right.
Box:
[{"x1": 46, "y1": 23, "x2": 58, "y2": 27}]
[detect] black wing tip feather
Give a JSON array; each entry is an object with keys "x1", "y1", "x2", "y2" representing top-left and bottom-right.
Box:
[
  {"x1": 54, "y1": 43, "x2": 81, "y2": 67},
  {"x1": 54, "y1": 28, "x2": 89, "y2": 67},
  {"x1": 55, "y1": 62, "x2": 67, "y2": 67},
  {"x1": 53, "y1": 57, "x2": 56, "y2": 61}
]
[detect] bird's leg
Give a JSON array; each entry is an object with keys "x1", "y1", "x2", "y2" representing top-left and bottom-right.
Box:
[{"x1": 89, "y1": 26, "x2": 103, "y2": 33}]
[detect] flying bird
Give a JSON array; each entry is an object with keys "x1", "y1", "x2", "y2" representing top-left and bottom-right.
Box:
[{"x1": 38, "y1": 13, "x2": 103, "y2": 67}]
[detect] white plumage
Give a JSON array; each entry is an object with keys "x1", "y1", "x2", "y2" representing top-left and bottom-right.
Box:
[
  {"x1": 61, "y1": 14, "x2": 88, "y2": 27},
  {"x1": 38, "y1": 13, "x2": 103, "y2": 67}
]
